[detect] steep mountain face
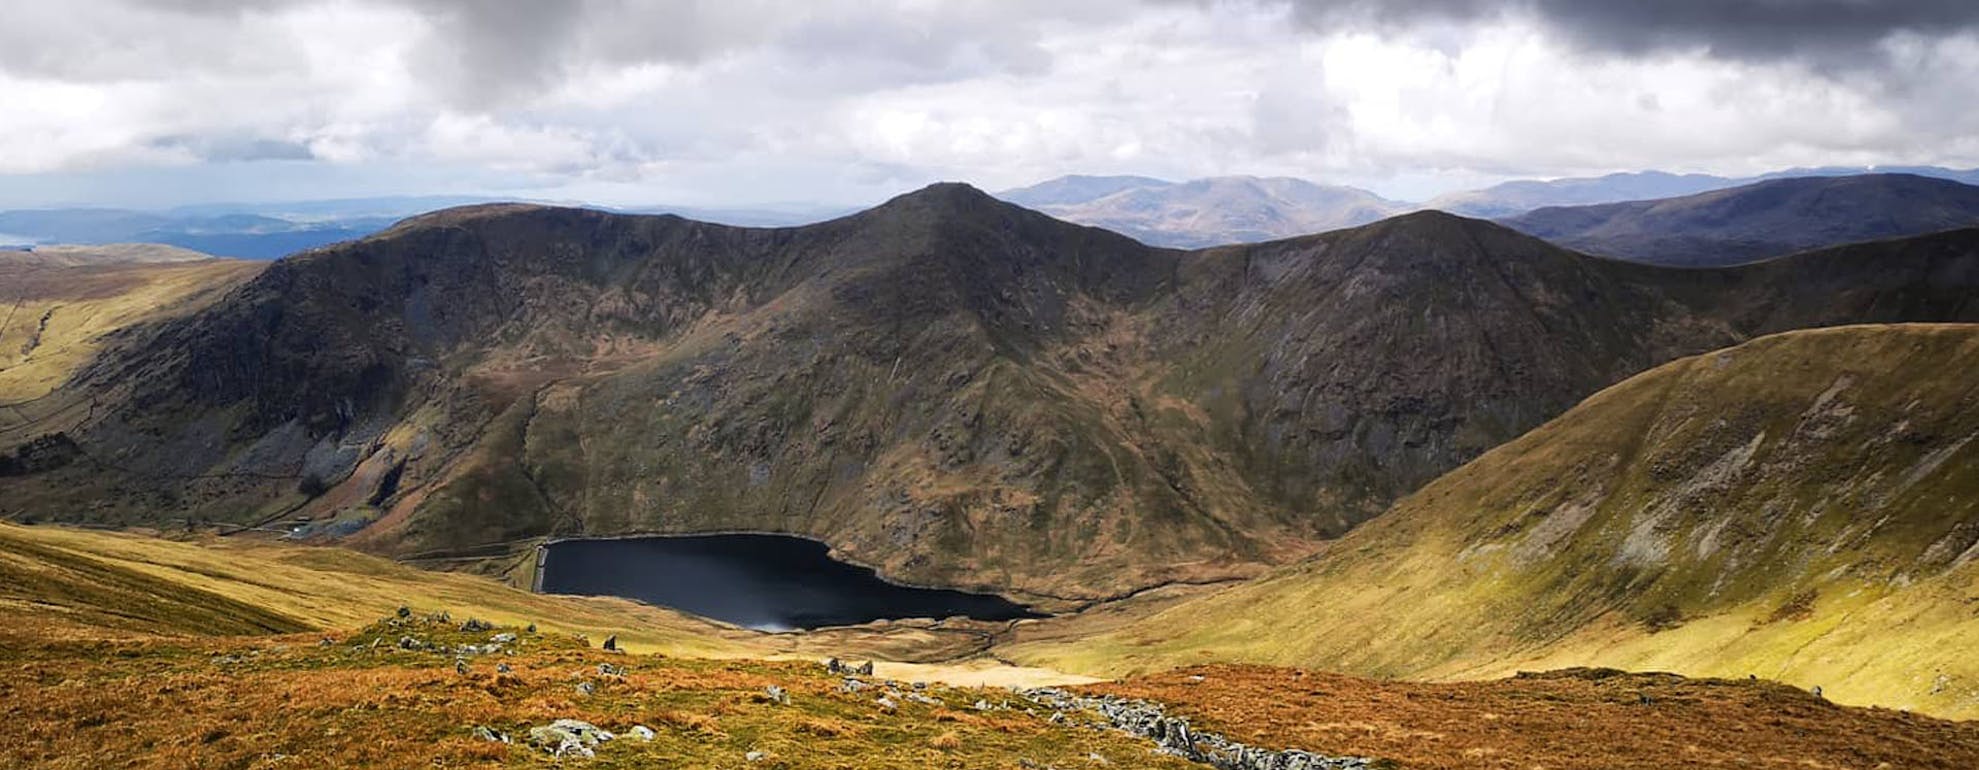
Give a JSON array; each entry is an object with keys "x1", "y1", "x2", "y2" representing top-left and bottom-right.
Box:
[
  {"x1": 1006, "y1": 324, "x2": 1979, "y2": 717},
  {"x1": 3, "y1": 186, "x2": 1977, "y2": 600},
  {"x1": 1504, "y1": 173, "x2": 1979, "y2": 266},
  {"x1": 999, "y1": 176, "x2": 1410, "y2": 248}
]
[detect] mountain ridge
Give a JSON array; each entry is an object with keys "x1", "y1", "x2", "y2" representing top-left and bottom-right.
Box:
[{"x1": 4, "y1": 185, "x2": 1977, "y2": 600}]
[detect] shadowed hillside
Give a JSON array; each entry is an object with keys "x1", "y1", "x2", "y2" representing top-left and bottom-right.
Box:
[
  {"x1": 1504, "y1": 173, "x2": 1979, "y2": 265},
  {"x1": 1005, "y1": 324, "x2": 1979, "y2": 719},
  {"x1": 3, "y1": 187, "x2": 1977, "y2": 600}
]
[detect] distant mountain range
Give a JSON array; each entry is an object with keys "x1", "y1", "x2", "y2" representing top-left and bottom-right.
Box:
[
  {"x1": 1430, "y1": 165, "x2": 1979, "y2": 218},
  {"x1": 6, "y1": 166, "x2": 1977, "y2": 262},
  {"x1": 998, "y1": 175, "x2": 1409, "y2": 248},
  {"x1": 1002, "y1": 166, "x2": 1979, "y2": 249},
  {"x1": 1502, "y1": 173, "x2": 1979, "y2": 266},
  {"x1": 1425, "y1": 171, "x2": 1739, "y2": 219}
]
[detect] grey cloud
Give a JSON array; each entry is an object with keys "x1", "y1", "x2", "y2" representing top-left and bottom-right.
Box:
[
  {"x1": 147, "y1": 134, "x2": 317, "y2": 162},
  {"x1": 402, "y1": 0, "x2": 1084, "y2": 107},
  {"x1": 1277, "y1": 0, "x2": 1979, "y2": 64}
]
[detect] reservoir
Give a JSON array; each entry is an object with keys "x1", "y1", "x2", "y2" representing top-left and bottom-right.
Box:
[{"x1": 536, "y1": 534, "x2": 1044, "y2": 630}]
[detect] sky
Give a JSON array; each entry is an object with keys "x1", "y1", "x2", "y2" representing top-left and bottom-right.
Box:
[{"x1": 3, "y1": 0, "x2": 1978, "y2": 209}]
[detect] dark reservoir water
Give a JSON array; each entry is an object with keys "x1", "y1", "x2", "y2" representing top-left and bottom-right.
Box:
[{"x1": 537, "y1": 534, "x2": 1043, "y2": 630}]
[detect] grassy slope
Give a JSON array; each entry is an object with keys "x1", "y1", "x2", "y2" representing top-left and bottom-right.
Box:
[
  {"x1": 1006, "y1": 324, "x2": 1979, "y2": 719},
  {"x1": 0, "y1": 522, "x2": 1097, "y2": 682},
  {"x1": 0, "y1": 522, "x2": 763, "y2": 658},
  {"x1": 0, "y1": 257, "x2": 263, "y2": 404}
]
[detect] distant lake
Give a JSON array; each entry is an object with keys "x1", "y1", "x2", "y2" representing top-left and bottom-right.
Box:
[{"x1": 536, "y1": 534, "x2": 1043, "y2": 630}]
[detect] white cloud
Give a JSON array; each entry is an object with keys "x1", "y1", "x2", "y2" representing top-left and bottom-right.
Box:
[{"x1": 0, "y1": 0, "x2": 1976, "y2": 206}]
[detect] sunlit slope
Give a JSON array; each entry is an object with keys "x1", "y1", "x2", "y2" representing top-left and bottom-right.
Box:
[
  {"x1": 0, "y1": 522, "x2": 765, "y2": 658},
  {"x1": 1006, "y1": 324, "x2": 1979, "y2": 718},
  {"x1": 0, "y1": 255, "x2": 262, "y2": 404}
]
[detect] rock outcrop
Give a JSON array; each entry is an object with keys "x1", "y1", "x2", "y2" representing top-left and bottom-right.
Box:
[{"x1": 1020, "y1": 687, "x2": 1372, "y2": 770}]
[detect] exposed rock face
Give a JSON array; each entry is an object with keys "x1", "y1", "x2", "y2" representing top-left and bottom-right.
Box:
[{"x1": 4, "y1": 185, "x2": 1977, "y2": 598}]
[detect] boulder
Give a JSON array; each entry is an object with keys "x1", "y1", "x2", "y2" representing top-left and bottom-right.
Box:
[{"x1": 525, "y1": 719, "x2": 615, "y2": 758}]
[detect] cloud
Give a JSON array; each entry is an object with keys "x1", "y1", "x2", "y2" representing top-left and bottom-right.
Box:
[
  {"x1": 147, "y1": 134, "x2": 316, "y2": 162},
  {"x1": 0, "y1": 0, "x2": 1976, "y2": 206},
  {"x1": 1276, "y1": 0, "x2": 1979, "y2": 65}
]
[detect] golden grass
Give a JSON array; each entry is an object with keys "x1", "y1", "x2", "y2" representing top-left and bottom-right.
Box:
[
  {"x1": 0, "y1": 258, "x2": 263, "y2": 403},
  {"x1": 0, "y1": 522, "x2": 766, "y2": 658}
]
